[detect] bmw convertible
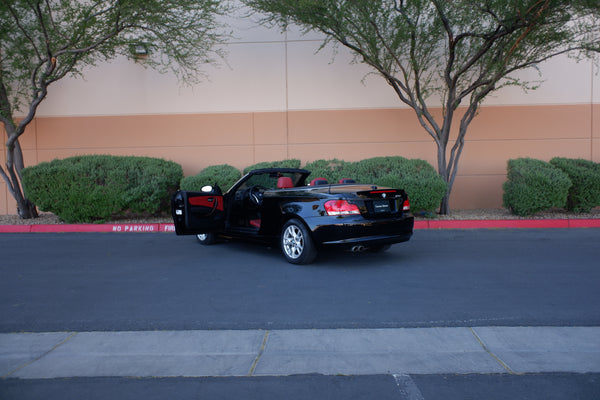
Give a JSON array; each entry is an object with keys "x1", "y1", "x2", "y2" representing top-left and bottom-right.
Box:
[{"x1": 171, "y1": 168, "x2": 414, "y2": 264}]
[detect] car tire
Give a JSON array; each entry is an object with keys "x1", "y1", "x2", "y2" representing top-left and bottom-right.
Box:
[
  {"x1": 281, "y1": 219, "x2": 317, "y2": 265},
  {"x1": 196, "y1": 233, "x2": 217, "y2": 245}
]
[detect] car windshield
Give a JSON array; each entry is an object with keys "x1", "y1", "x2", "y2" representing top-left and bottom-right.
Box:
[{"x1": 238, "y1": 171, "x2": 306, "y2": 191}]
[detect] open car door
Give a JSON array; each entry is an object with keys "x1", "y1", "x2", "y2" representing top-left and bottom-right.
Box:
[{"x1": 171, "y1": 186, "x2": 225, "y2": 235}]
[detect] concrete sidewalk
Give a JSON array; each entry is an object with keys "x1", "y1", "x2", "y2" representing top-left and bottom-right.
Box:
[{"x1": 2, "y1": 327, "x2": 599, "y2": 379}]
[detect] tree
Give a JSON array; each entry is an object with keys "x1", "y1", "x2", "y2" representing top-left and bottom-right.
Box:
[
  {"x1": 243, "y1": 0, "x2": 599, "y2": 214},
  {"x1": 0, "y1": 0, "x2": 230, "y2": 218}
]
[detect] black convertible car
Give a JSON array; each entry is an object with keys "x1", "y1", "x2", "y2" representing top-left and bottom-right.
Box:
[{"x1": 172, "y1": 168, "x2": 414, "y2": 264}]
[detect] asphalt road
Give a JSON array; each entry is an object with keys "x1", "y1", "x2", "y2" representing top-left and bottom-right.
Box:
[
  {"x1": 1, "y1": 229, "x2": 599, "y2": 332},
  {"x1": 2, "y1": 374, "x2": 599, "y2": 400},
  {"x1": 1, "y1": 228, "x2": 600, "y2": 399}
]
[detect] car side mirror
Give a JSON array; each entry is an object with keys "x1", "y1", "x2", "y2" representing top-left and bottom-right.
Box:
[{"x1": 201, "y1": 185, "x2": 214, "y2": 193}]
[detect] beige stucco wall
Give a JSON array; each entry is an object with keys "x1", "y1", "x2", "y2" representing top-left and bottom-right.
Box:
[
  {"x1": 1, "y1": 5, "x2": 599, "y2": 215},
  {"x1": 2, "y1": 103, "x2": 598, "y2": 215}
]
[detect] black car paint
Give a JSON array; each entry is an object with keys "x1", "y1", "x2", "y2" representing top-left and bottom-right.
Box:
[
  {"x1": 260, "y1": 185, "x2": 414, "y2": 246},
  {"x1": 172, "y1": 168, "x2": 414, "y2": 259}
]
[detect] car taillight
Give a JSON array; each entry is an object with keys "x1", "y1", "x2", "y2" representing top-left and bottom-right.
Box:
[
  {"x1": 324, "y1": 200, "x2": 360, "y2": 216},
  {"x1": 403, "y1": 198, "x2": 410, "y2": 211}
]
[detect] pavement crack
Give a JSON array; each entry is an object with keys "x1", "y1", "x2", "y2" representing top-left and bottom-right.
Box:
[
  {"x1": 248, "y1": 330, "x2": 269, "y2": 376},
  {"x1": 469, "y1": 327, "x2": 521, "y2": 375},
  {"x1": 2, "y1": 331, "x2": 78, "y2": 378}
]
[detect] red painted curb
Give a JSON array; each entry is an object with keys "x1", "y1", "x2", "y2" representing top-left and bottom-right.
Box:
[
  {"x1": 568, "y1": 219, "x2": 600, "y2": 228},
  {"x1": 0, "y1": 225, "x2": 31, "y2": 233},
  {"x1": 31, "y1": 224, "x2": 118, "y2": 233},
  {"x1": 1, "y1": 220, "x2": 599, "y2": 233},
  {"x1": 413, "y1": 221, "x2": 430, "y2": 230},
  {"x1": 0, "y1": 223, "x2": 174, "y2": 233},
  {"x1": 426, "y1": 219, "x2": 571, "y2": 229}
]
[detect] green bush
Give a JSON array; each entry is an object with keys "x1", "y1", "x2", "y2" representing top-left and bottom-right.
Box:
[
  {"x1": 349, "y1": 156, "x2": 412, "y2": 183},
  {"x1": 502, "y1": 157, "x2": 572, "y2": 216},
  {"x1": 303, "y1": 159, "x2": 353, "y2": 183},
  {"x1": 376, "y1": 175, "x2": 447, "y2": 215},
  {"x1": 180, "y1": 164, "x2": 241, "y2": 192},
  {"x1": 354, "y1": 157, "x2": 447, "y2": 213},
  {"x1": 304, "y1": 157, "x2": 446, "y2": 213},
  {"x1": 550, "y1": 157, "x2": 600, "y2": 213},
  {"x1": 21, "y1": 155, "x2": 182, "y2": 223},
  {"x1": 243, "y1": 159, "x2": 302, "y2": 174}
]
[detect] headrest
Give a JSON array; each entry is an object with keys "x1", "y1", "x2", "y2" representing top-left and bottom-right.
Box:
[
  {"x1": 310, "y1": 177, "x2": 329, "y2": 186},
  {"x1": 277, "y1": 176, "x2": 293, "y2": 189}
]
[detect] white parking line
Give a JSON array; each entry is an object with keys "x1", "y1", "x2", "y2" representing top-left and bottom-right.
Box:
[{"x1": 394, "y1": 374, "x2": 425, "y2": 400}]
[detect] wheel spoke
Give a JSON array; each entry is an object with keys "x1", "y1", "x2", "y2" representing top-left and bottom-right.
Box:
[{"x1": 283, "y1": 225, "x2": 304, "y2": 259}]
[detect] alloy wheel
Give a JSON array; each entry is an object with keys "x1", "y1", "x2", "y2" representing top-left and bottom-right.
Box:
[{"x1": 282, "y1": 224, "x2": 304, "y2": 259}]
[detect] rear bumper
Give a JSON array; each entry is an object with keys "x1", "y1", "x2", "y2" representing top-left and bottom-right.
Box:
[{"x1": 306, "y1": 214, "x2": 414, "y2": 249}]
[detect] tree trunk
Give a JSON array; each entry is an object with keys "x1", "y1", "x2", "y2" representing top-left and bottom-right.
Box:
[
  {"x1": 1, "y1": 137, "x2": 38, "y2": 219},
  {"x1": 18, "y1": 198, "x2": 39, "y2": 219},
  {"x1": 436, "y1": 135, "x2": 452, "y2": 215},
  {"x1": 439, "y1": 193, "x2": 450, "y2": 215}
]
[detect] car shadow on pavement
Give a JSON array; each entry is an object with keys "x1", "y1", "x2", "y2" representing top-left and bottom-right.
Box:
[
  {"x1": 204, "y1": 238, "x2": 414, "y2": 269},
  {"x1": 315, "y1": 247, "x2": 413, "y2": 269}
]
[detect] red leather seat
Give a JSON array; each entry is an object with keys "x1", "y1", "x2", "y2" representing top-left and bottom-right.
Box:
[
  {"x1": 339, "y1": 178, "x2": 356, "y2": 184},
  {"x1": 310, "y1": 177, "x2": 328, "y2": 186},
  {"x1": 277, "y1": 176, "x2": 294, "y2": 189}
]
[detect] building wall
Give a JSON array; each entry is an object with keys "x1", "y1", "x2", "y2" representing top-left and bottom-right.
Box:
[{"x1": 1, "y1": 9, "x2": 599, "y2": 215}]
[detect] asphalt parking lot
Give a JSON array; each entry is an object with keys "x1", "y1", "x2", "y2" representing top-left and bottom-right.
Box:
[{"x1": 1, "y1": 228, "x2": 599, "y2": 399}]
